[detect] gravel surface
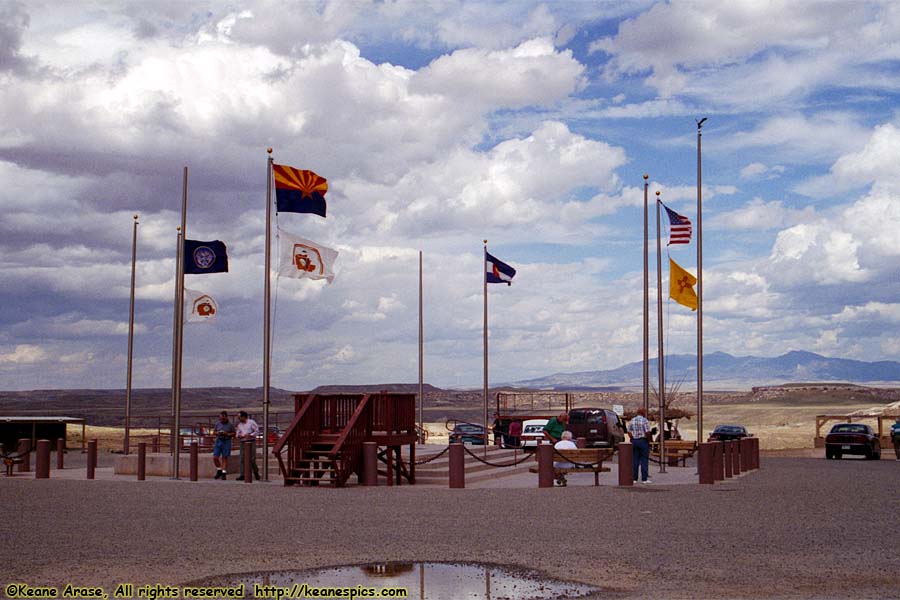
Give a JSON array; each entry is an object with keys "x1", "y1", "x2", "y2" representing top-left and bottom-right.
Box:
[{"x1": 2, "y1": 456, "x2": 898, "y2": 599}]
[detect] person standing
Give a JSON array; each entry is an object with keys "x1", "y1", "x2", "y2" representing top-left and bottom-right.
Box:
[
  {"x1": 213, "y1": 411, "x2": 236, "y2": 480},
  {"x1": 507, "y1": 420, "x2": 522, "y2": 448},
  {"x1": 542, "y1": 413, "x2": 569, "y2": 444},
  {"x1": 628, "y1": 407, "x2": 652, "y2": 484},
  {"x1": 235, "y1": 410, "x2": 261, "y2": 481},
  {"x1": 891, "y1": 417, "x2": 900, "y2": 460}
]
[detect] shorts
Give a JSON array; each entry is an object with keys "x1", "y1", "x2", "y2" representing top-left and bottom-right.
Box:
[{"x1": 213, "y1": 437, "x2": 232, "y2": 458}]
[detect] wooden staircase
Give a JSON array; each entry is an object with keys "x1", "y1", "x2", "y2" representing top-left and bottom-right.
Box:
[{"x1": 284, "y1": 433, "x2": 341, "y2": 485}]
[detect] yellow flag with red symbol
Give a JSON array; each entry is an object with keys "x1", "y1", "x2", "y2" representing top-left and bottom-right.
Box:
[{"x1": 669, "y1": 258, "x2": 698, "y2": 311}]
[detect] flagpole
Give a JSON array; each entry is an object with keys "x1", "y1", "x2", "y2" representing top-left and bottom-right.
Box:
[
  {"x1": 418, "y1": 250, "x2": 424, "y2": 440},
  {"x1": 172, "y1": 166, "x2": 188, "y2": 479},
  {"x1": 124, "y1": 214, "x2": 139, "y2": 455},
  {"x1": 483, "y1": 239, "x2": 489, "y2": 452},
  {"x1": 170, "y1": 227, "x2": 181, "y2": 423},
  {"x1": 263, "y1": 148, "x2": 274, "y2": 482},
  {"x1": 655, "y1": 191, "x2": 666, "y2": 474},
  {"x1": 643, "y1": 174, "x2": 649, "y2": 415},
  {"x1": 696, "y1": 118, "x2": 706, "y2": 445}
]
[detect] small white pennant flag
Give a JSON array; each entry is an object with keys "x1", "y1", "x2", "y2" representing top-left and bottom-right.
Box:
[
  {"x1": 184, "y1": 289, "x2": 218, "y2": 323},
  {"x1": 278, "y1": 228, "x2": 338, "y2": 283}
]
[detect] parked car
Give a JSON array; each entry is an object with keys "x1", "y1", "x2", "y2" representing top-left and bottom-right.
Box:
[
  {"x1": 567, "y1": 408, "x2": 626, "y2": 448},
  {"x1": 449, "y1": 423, "x2": 486, "y2": 445},
  {"x1": 520, "y1": 418, "x2": 550, "y2": 450},
  {"x1": 179, "y1": 424, "x2": 206, "y2": 449},
  {"x1": 825, "y1": 423, "x2": 881, "y2": 460},
  {"x1": 258, "y1": 426, "x2": 283, "y2": 445},
  {"x1": 708, "y1": 424, "x2": 750, "y2": 442}
]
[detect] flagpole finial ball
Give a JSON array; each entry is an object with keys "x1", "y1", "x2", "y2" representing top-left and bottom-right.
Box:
[
  {"x1": 656, "y1": 191, "x2": 661, "y2": 196},
  {"x1": 176, "y1": 226, "x2": 181, "y2": 232},
  {"x1": 643, "y1": 174, "x2": 648, "y2": 180},
  {"x1": 133, "y1": 214, "x2": 138, "y2": 220},
  {"x1": 483, "y1": 239, "x2": 488, "y2": 244},
  {"x1": 267, "y1": 147, "x2": 273, "y2": 154}
]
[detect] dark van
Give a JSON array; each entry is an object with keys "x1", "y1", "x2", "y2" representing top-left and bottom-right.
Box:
[{"x1": 567, "y1": 408, "x2": 626, "y2": 448}]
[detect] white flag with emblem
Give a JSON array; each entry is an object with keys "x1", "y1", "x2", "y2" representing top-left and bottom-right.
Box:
[
  {"x1": 184, "y1": 289, "x2": 218, "y2": 323},
  {"x1": 277, "y1": 228, "x2": 338, "y2": 283}
]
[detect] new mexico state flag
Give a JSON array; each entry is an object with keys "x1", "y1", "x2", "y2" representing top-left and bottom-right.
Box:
[{"x1": 669, "y1": 258, "x2": 698, "y2": 311}]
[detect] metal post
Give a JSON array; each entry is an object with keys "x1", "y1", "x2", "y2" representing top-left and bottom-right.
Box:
[
  {"x1": 483, "y1": 240, "x2": 488, "y2": 453},
  {"x1": 712, "y1": 441, "x2": 723, "y2": 481},
  {"x1": 262, "y1": 151, "x2": 274, "y2": 482},
  {"x1": 618, "y1": 442, "x2": 633, "y2": 486},
  {"x1": 655, "y1": 192, "x2": 666, "y2": 474},
  {"x1": 125, "y1": 214, "x2": 139, "y2": 454},
  {"x1": 87, "y1": 440, "x2": 97, "y2": 480},
  {"x1": 170, "y1": 228, "x2": 182, "y2": 452},
  {"x1": 243, "y1": 442, "x2": 253, "y2": 484},
  {"x1": 362, "y1": 441, "x2": 378, "y2": 486},
  {"x1": 740, "y1": 438, "x2": 750, "y2": 472},
  {"x1": 172, "y1": 166, "x2": 188, "y2": 480},
  {"x1": 189, "y1": 442, "x2": 198, "y2": 481},
  {"x1": 17, "y1": 438, "x2": 30, "y2": 472},
  {"x1": 643, "y1": 174, "x2": 649, "y2": 415},
  {"x1": 56, "y1": 438, "x2": 64, "y2": 470},
  {"x1": 696, "y1": 118, "x2": 706, "y2": 444},
  {"x1": 698, "y1": 442, "x2": 714, "y2": 484},
  {"x1": 418, "y1": 250, "x2": 424, "y2": 437},
  {"x1": 137, "y1": 442, "x2": 146, "y2": 480},
  {"x1": 753, "y1": 438, "x2": 760, "y2": 470},
  {"x1": 449, "y1": 443, "x2": 465, "y2": 488},
  {"x1": 537, "y1": 443, "x2": 554, "y2": 488},
  {"x1": 35, "y1": 440, "x2": 50, "y2": 479},
  {"x1": 733, "y1": 439, "x2": 741, "y2": 475}
]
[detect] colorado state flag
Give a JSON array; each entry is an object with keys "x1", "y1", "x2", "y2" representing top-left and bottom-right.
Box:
[
  {"x1": 485, "y1": 251, "x2": 516, "y2": 285},
  {"x1": 273, "y1": 163, "x2": 328, "y2": 217},
  {"x1": 183, "y1": 239, "x2": 229, "y2": 274}
]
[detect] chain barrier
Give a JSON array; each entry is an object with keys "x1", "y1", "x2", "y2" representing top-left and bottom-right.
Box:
[
  {"x1": 414, "y1": 445, "x2": 450, "y2": 465},
  {"x1": 461, "y1": 445, "x2": 535, "y2": 467}
]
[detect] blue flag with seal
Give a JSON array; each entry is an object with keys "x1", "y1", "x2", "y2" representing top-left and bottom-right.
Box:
[
  {"x1": 485, "y1": 251, "x2": 516, "y2": 285},
  {"x1": 184, "y1": 239, "x2": 229, "y2": 274}
]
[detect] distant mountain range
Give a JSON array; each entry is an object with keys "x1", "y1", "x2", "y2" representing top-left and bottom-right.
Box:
[{"x1": 511, "y1": 351, "x2": 900, "y2": 390}]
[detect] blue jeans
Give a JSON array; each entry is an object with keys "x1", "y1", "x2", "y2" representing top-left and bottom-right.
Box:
[{"x1": 632, "y1": 438, "x2": 650, "y2": 481}]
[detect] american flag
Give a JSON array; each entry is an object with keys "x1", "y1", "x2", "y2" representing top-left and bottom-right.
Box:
[{"x1": 663, "y1": 205, "x2": 692, "y2": 245}]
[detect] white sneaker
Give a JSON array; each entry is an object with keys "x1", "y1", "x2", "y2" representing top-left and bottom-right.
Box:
[{"x1": 642, "y1": 479, "x2": 653, "y2": 484}]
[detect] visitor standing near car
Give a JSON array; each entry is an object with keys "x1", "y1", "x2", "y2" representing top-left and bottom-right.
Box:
[
  {"x1": 628, "y1": 407, "x2": 652, "y2": 484},
  {"x1": 235, "y1": 410, "x2": 261, "y2": 481},
  {"x1": 213, "y1": 411, "x2": 236, "y2": 480},
  {"x1": 543, "y1": 413, "x2": 569, "y2": 444},
  {"x1": 507, "y1": 420, "x2": 522, "y2": 448},
  {"x1": 492, "y1": 413, "x2": 505, "y2": 446},
  {"x1": 891, "y1": 417, "x2": 900, "y2": 460}
]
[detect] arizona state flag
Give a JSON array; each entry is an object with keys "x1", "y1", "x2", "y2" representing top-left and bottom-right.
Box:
[
  {"x1": 669, "y1": 258, "x2": 697, "y2": 311},
  {"x1": 274, "y1": 163, "x2": 328, "y2": 217},
  {"x1": 184, "y1": 239, "x2": 229, "y2": 274}
]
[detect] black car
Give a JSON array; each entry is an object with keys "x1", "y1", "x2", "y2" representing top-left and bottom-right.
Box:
[
  {"x1": 708, "y1": 424, "x2": 750, "y2": 441},
  {"x1": 825, "y1": 423, "x2": 881, "y2": 460},
  {"x1": 449, "y1": 423, "x2": 486, "y2": 445}
]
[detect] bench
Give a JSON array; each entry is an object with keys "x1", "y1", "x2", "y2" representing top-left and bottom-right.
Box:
[
  {"x1": 3, "y1": 455, "x2": 24, "y2": 476},
  {"x1": 529, "y1": 447, "x2": 614, "y2": 486},
  {"x1": 650, "y1": 440, "x2": 697, "y2": 466}
]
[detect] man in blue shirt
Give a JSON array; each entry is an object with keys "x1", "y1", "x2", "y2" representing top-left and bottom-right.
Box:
[
  {"x1": 213, "y1": 411, "x2": 236, "y2": 480},
  {"x1": 627, "y1": 407, "x2": 652, "y2": 483}
]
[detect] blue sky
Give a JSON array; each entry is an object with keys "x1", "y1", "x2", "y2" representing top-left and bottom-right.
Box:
[{"x1": 1, "y1": 0, "x2": 900, "y2": 391}]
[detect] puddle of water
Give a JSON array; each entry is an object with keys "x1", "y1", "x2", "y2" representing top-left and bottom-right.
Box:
[{"x1": 190, "y1": 561, "x2": 601, "y2": 599}]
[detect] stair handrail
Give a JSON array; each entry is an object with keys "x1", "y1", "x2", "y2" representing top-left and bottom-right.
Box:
[
  {"x1": 328, "y1": 393, "x2": 373, "y2": 485},
  {"x1": 273, "y1": 394, "x2": 318, "y2": 455}
]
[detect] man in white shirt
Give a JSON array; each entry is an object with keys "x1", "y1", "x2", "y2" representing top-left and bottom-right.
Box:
[
  {"x1": 553, "y1": 430, "x2": 578, "y2": 486},
  {"x1": 235, "y1": 411, "x2": 260, "y2": 481}
]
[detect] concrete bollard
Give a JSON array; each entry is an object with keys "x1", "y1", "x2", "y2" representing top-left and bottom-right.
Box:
[
  {"x1": 618, "y1": 442, "x2": 633, "y2": 487},
  {"x1": 190, "y1": 442, "x2": 199, "y2": 482},
  {"x1": 17, "y1": 439, "x2": 30, "y2": 472},
  {"x1": 35, "y1": 439, "x2": 50, "y2": 479},
  {"x1": 575, "y1": 437, "x2": 587, "y2": 449},
  {"x1": 724, "y1": 441, "x2": 733, "y2": 478},
  {"x1": 361, "y1": 442, "x2": 378, "y2": 486},
  {"x1": 753, "y1": 437, "x2": 760, "y2": 470},
  {"x1": 87, "y1": 440, "x2": 97, "y2": 479},
  {"x1": 740, "y1": 438, "x2": 750, "y2": 472},
  {"x1": 448, "y1": 443, "x2": 465, "y2": 489},
  {"x1": 698, "y1": 442, "x2": 714, "y2": 484},
  {"x1": 733, "y1": 439, "x2": 741, "y2": 475},
  {"x1": 712, "y1": 441, "x2": 724, "y2": 482},
  {"x1": 137, "y1": 443, "x2": 146, "y2": 481},
  {"x1": 56, "y1": 438, "x2": 65, "y2": 470},
  {"x1": 537, "y1": 443, "x2": 554, "y2": 488},
  {"x1": 243, "y1": 442, "x2": 253, "y2": 484}
]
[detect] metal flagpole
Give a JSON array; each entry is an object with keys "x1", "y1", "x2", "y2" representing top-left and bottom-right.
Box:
[
  {"x1": 643, "y1": 174, "x2": 649, "y2": 415},
  {"x1": 124, "y1": 214, "x2": 139, "y2": 455},
  {"x1": 696, "y1": 118, "x2": 706, "y2": 445},
  {"x1": 418, "y1": 250, "x2": 424, "y2": 440},
  {"x1": 483, "y1": 240, "x2": 489, "y2": 453},
  {"x1": 263, "y1": 148, "x2": 274, "y2": 481},
  {"x1": 655, "y1": 191, "x2": 666, "y2": 474},
  {"x1": 170, "y1": 227, "x2": 181, "y2": 423},
  {"x1": 172, "y1": 166, "x2": 188, "y2": 479}
]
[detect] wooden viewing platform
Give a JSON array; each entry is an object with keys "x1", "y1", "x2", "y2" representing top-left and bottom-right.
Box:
[{"x1": 273, "y1": 393, "x2": 418, "y2": 487}]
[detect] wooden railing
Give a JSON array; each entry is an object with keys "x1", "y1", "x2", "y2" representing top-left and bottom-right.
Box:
[
  {"x1": 273, "y1": 394, "x2": 319, "y2": 479},
  {"x1": 371, "y1": 393, "x2": 416, "y2": 435},
  {"x1": 329, "y1": 394, "x2": 373, "y2": 486}
]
